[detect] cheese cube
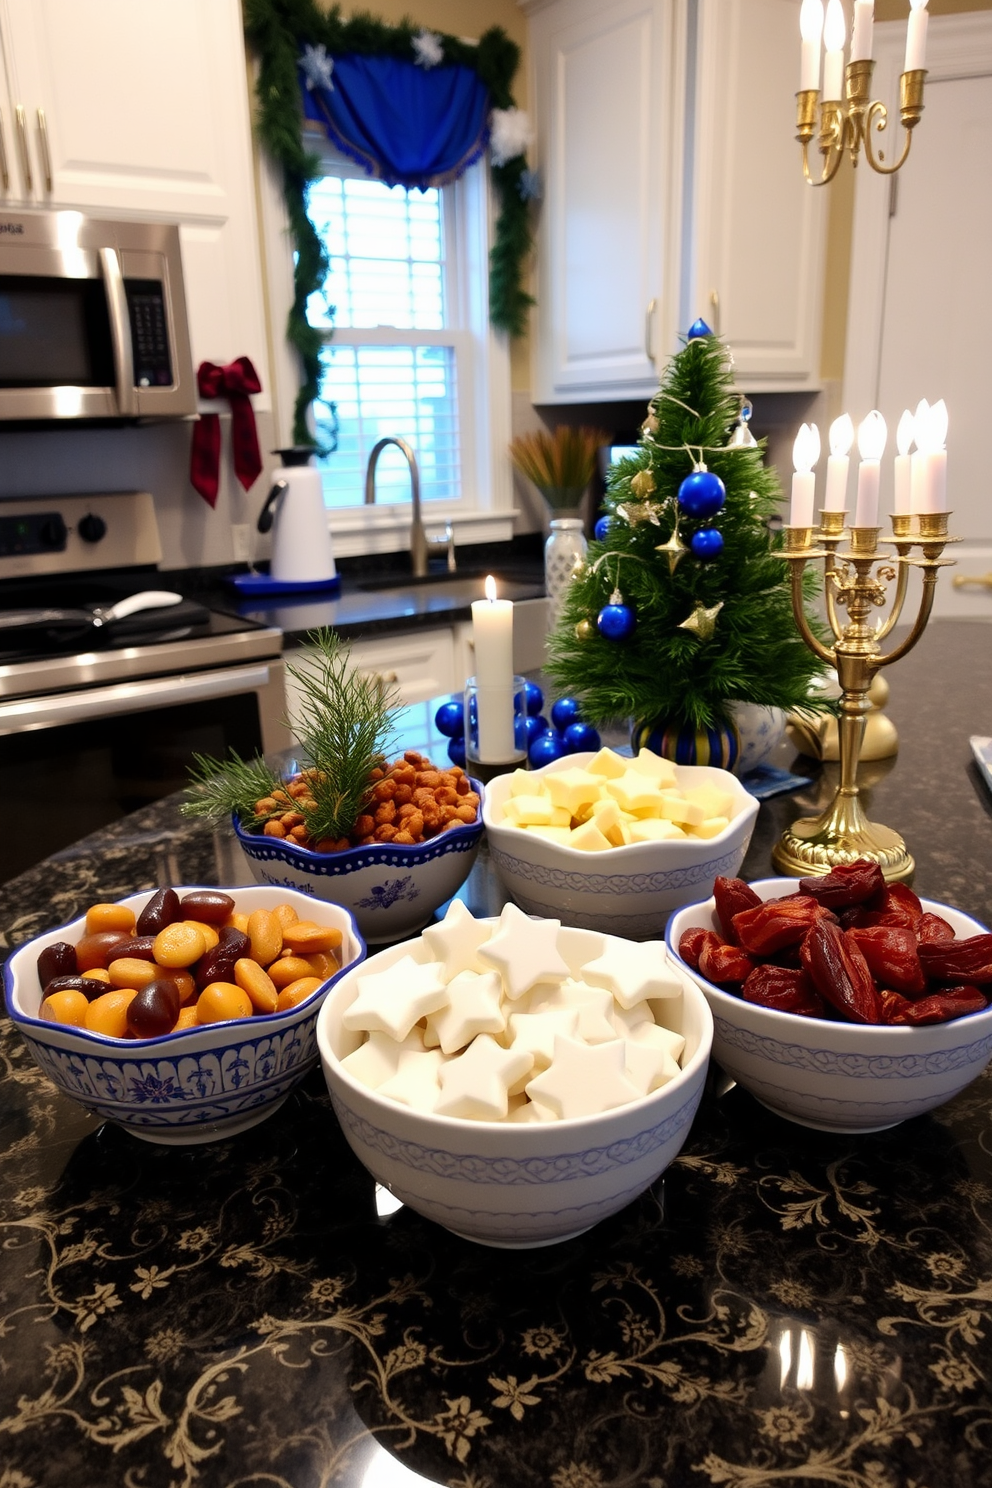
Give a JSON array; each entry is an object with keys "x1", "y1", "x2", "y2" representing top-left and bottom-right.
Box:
[
  {"x1": 527, "y1": 825, "x2": 575, "y2": 845},
  {"x1": 568, "y1": 818, "x2": 614, "y2": 852},
  {"x1": 683, "y1": 784, "x2": 737, "y2": 820},
  {"x1": 628, "y1": 749, "x2": 678, "y2": 788},
  {"x1": 627, "y1": 818, "x2": 686, "y2": 843},
  {"x1": 586, "y1": 747, "x2": 628, "y2": 780},
  {"x1": 657, "y1": 792, "x2": 706, "y2": 827},
  {"x1": 605, "y1": 770, "x2": 663, "y2": 814},
  {"x1": 691, "y1": 815, "x2": 731, "y2": 839},
  {"x1": 504, "y1": 795, "x2": 556, "y2": 826},
  {"x1": 509, "y1": 769, "x2": 542, "y2": 798},
  {"x1": 544, "y1": 768, "x2": 604, "y2": 817}
]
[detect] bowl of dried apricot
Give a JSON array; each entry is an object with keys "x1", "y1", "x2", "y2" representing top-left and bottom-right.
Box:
[
  {"x1": 3, "y1": 884, "x2": 365, "y2": 1144},
  {"x1": 232, "y1": 750, "x2": 484, "y2": 944},
  {"x1": 666, "y1": 865, "x2": 992, "y2": 1133}
]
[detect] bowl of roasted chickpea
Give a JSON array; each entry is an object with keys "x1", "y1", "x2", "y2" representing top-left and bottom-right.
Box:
[
  {"x1": 4, "y1": 884, "x2": 365, "y2": 1145},
  {"x1": 233, "y1": 751, "x2": 485, "y2": 944}
]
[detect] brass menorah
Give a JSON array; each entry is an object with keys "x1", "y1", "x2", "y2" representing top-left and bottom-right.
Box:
[{"x1": 774, "y1": 510, "x2": 956, "y2": 882}]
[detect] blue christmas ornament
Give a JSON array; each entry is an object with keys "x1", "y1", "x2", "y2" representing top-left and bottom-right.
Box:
[
  {"x1": 593, "y1": 514, "x2": 612, "y2": 542},
  {"x1": 564, "y1": 720, "x2": 601, "y2": 753},
  {"x1": 528, "y1": 730, "x2": 567, "y2": 768},
  {"x1": 446, "y1": 736, "x2": 466, "y2": 767},
  {"x1": 522, "y1": 680, "x2": 544, "y2": 716},
  {"x1": 690, "y1": 527, "x2": 725, "y2": 560},
  {"x1": 678, "y1": 468, "x2": 726, "y2": 519},
  {"x1": 597, "y1": 602, "x2": 636, "y2": 641},
  {"x1": 523, "y1": 714, "x2": 547, "y2": 747},
  {"x1": 550, "y1": 696, "x2": 582, "y2": 732},
  {"x1": 433, "y1": 698, "x2": 465, "y2": 738},
  {"x1": 687, "y1": 318, "x2": 713, "y2": 340}
]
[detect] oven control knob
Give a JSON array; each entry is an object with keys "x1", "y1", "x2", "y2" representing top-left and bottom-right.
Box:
[
  {"x1": 40, "y1": 516, "x2": 68, "y2": 549},
  {"x1": 78, "y1": 513, "x2": 107, "y2": 544}
]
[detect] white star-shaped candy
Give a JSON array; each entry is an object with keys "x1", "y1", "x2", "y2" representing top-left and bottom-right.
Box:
[
  {"x1": 435, "y1": 1034, "x2": 534, "y2": 1121},
  {"x1": 624, "y1": 1038, "x2": 682, "y2": 1096},
  {"x1": 340, "y1": 1028, "x2": 424, "y2": 1090},
  {"x1": 298, "y1": 42, "x2": 335, "y2": 92},
  {"x1": 377, "y1": 1048, "x2": 445, "y2": 1113},
  {"x1": 421, "y1": 898, "x2": 493, "y2": 980},
  {"x1": 342, "y1": 954, "x2": 448, "y2": 1040},
  {"x1": 535, "y1": 980, "x2": 618, "y2": 1044},
  {"x1": 506, "y1": 1007, "x2": 580, "y2": 1070},
  {"x1": 412, "y1": 28, "x2": 444, "y2": 68},
  {"x1": 611, "y1": 999, "x2": 656, "y2": 1038},
  {"x1": 478, "y1": 902, "x2": 570, "y2": 1001},
  {"x1": 525, "y1": 1036, "x2": 642, "y2": 1120},
  {"x1": 579, "y1": 938, "x2": 684, "y2": 1009},
  {"x1": 631, "y1": 1022, "x2": 686, "y2": 1064},
  {"x1": 425, "y1": 970, "x2": 506, "y2": 1055}
]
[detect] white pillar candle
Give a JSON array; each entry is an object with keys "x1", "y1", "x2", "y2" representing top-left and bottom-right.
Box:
[
  {"x1": 893, "y1": 409, "x2": 915, "y2": 515},
  {"x1": 823, "y1": 413, "x2": 854, "y2": 511},
  {"x1": 905, "y1": 0, "x2": 929, "y2": 71},
  {"x1": 800, "y1": 0, "x2": 824, "y2": 89},
  {"x1": 822, "y1": 0, "x2": 847, "y2": 98},
  {"x1": 790, "y1": 422, "x2": 820, "y2": 527},
  {"x1": 915, "y1": 398, "x2": 948, "y2": 514},
  {"x1": 853, "y1": 410, "x2": 887, "y2": 527},
  {"x1": 909, "y1": 398, "x2": 929, "y2": 515},
  {"x1": 471, "y1": 575, "x2": 515, "y2": 760},
  {"x1": 851, "y1": 0, "x2": 874, "y2": 61}
]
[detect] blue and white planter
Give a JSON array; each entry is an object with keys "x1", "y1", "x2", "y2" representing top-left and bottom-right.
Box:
[{"x1": 234, "y1": 783, "x2": 484, "y2": 945}]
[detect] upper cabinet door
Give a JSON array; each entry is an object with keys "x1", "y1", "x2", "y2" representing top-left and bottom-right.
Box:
[
  {"x1": 0, "y1": 0, "x2": 246, "y2": 219},
  {"x1": 528, "y1": 0, "x2": 686, "y2": 402},
  {"x1": 688, "y1": 0, "x2": 826, "y2": 388}
]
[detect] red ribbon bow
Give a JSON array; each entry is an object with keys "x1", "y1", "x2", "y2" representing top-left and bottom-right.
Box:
[{"x1": 189, "y1": 357, "x2": 263, "y2": 507}]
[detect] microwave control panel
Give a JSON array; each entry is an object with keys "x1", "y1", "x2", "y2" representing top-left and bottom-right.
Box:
[{"x1": 124, "y1": 280, "x2": 174, "y2": 389}]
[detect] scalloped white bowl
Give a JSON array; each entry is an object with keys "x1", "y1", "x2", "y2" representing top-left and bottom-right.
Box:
[
  {"x1": 483, "y1": 753, "x2": 759, "y2": 938},
  {"x1": 666, "y1": 878, "x2": 992, "y2": 1133},
  {"x1": 234, "y1": 779, "x2": 484, "y2": 945},
  {"x1": 317, "y1": 922, "x2": 713, "y2": 1248},
  {"x1": 4, "y1": 885, "x2": 365, "y2": 1145}
]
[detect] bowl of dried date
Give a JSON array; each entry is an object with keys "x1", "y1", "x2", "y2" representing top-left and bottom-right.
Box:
[
  {"x1": 4, "y1": 885, "x2": 365, "y2": 1144},
  {"x1": 182, "y1": 631, "x2": 483, "y2": 944},
  {"x1": 666, "y1": 863, "x2": 992, "y2": 1133}
]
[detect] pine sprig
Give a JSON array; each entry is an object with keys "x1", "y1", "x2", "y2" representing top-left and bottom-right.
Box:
[
  {"x1": 181, "y1": 751, "x2": 283, "y2": 832},
  {"x1": 547, "y1": 333, "x2": 831, "y2": 730}
]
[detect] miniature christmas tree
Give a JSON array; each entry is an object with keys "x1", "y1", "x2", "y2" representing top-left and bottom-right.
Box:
[{"x1": 546, "y1": 325, "x2": 827, "y2": 741}]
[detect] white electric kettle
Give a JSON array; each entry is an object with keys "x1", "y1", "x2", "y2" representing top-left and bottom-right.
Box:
[{"x1": 257, "y1": 447, "x2": 337, "y2": 586}]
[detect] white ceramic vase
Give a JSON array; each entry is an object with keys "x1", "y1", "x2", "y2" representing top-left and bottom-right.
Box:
[{"x1": 544, "y1": 516, "x2": 587, "y2": 628}]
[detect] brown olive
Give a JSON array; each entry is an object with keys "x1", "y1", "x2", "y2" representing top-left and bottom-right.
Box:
[
  {"x1": 136, "y1": 887, "x2": 182, "y2": 936},
  {"x1": 180, "y1": 890, "x2": 236, "y2": 924},
  {"x1": 43, "y1": 974, "x2": 104, "y2": 1001},
  {"x1": 126, "y1": 979, "x2": 181, "y2": 1038},
  {"x1": 108, "y1": 935, "x2": 157, "y2": 961},
  {"x1": 37, "y1": 941, "x2": 77, "y2": 990},
  {"x1": 75, "y1": 930, "x2": 131, "y2": 972}
]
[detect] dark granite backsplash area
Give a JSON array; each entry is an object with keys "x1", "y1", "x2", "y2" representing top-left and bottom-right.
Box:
[{"x1": 1, "y1": 620, "x2": 991, "y2": 1487}]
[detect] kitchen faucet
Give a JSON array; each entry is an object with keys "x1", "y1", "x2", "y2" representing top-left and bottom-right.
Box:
[{"x1": 364, "y1": 436, "x2": 455, "y2": 579}]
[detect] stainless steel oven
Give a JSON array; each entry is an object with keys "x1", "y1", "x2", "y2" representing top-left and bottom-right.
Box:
[{"x1": 0, "y1": 492, "x2": 287, "y2": 884}]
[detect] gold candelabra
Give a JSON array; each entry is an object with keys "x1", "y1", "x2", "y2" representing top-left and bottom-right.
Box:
[
  {"x1": 797, "y1": 59, "x2": 926, "y2": 185},
  {"x1": 774, "y1": 509, "x2": 956, "y2": 882}
]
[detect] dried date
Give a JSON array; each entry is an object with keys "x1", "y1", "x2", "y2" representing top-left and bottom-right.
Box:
[
  {"x1": 799, "y1": 858, "x2": 885, "y2": 910},
  {"x1": 801, "y1": 920, "x2": 882, "y2": 1024},
  {"x1": 713, "y1": 876, "x2": 761, "y2": 944}
]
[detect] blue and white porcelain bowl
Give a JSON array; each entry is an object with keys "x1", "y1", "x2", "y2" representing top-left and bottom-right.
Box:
[
  {"x1": 233, "y1": 781, "x2": 484, "y2": 945},
  {"x1": 317, "y1": 922, "x2": 713, "y2": 1248},
  {"x1": 4, "y1": 885, "x2": 365, "y2": 1146},
  {"x1": 483, "y1": 753, "x2": 759, "y2": 939},
  {"x1": 667, "y1": 878, "x2": 992, "y2": 1134}
]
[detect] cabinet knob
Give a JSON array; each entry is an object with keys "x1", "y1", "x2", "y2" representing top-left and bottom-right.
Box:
[
  {"x1": 709, "y1": 289, "x2": 721, "y2": 335},
  {"x1": 14, "y1": 104, "x2": 31, "y2": 193},
  {"x1": 644, "y1": 298, "x2": 657, "y2": 365},
  {"x1": 952, "y1": 572, "x2": 992, "y2": 591}
]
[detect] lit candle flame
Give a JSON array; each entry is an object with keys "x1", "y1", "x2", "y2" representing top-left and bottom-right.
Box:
[
  {"x1": 793, "y1": 423, "x2": 820, "y2": 473},
  {"x1": 829, "y1": 413, "x2": 854, "y2": 458},
  {"x1": 484, "y1": 574, "x2": 498, "y2": 603},
  {"x1": 896, "y1": 409, "x2": 916, "y2": 458},
  {"x1": 857, "y1": 410, "x2": 887, "y2": 462}
]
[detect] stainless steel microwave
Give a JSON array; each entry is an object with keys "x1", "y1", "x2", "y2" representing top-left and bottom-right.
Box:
[{"x1": 0, "y1": 209, "x2": 196, "y2": 422}]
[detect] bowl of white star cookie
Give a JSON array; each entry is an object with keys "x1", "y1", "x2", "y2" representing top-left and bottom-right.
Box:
[
  {"x1": 483, "y1": 748, "x2": 759, "y2": 939},
  {"x1": 316, "y1": 898, "x2": 713, "y2": 1247}
]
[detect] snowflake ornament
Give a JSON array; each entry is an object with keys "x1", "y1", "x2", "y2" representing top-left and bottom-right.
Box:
[
  {"x1": 412, "y1": 29, "x2": 444, "y2": 68},
  {"x1": 299, "y1": 42, "x2": 334, "y2": 92},
  {"x1": 489, "y1": 107, "x2": 533, "y2": 167}
]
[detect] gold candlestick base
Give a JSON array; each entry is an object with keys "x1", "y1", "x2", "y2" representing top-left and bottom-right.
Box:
[{"x1": 772, "y1": 808, "x2": 914, "y2": 882}]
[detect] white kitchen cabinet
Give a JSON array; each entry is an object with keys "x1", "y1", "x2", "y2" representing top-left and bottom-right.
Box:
[
  {"x1": 526, "y1": 0, "x2": 826, "y2": 401},
  {"x1": 0, "y1": 0, "x2": 268, "y2": 390},
  {"x1": 285, "y1": 630, "x2": 460, "y2": 725}
]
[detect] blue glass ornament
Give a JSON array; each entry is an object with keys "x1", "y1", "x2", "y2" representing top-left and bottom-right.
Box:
[
  {"x1": 687, "y1": 318, "x2": 713, "y2": 340},
  {"x1": 597, "y1": 602, "x2": 636, "y2": 641},
  {"x1": 522, "y1": 680, "x2": 544, "y2": 717},
  {"x1": 523, "y1": 714, "x2": 546, "y2": 747},
  {"x1": 564, "y1": 720, "x2": 601, "y2": 753},
  {"x1": 447, "y1": 736, "x2": 467, "y2": 767},
  {"x1": 528, "y1": 730, "x2": 567, "y2": 768},
  {"x1": 678, "y1": 468, "x2": 726, "y2": 519},
  {"x1": 593, "y1": 514, "x2": 612, "y2": 542},
  {"x1": 690, "y1": 527, "x2": 724, "y2": 560},
  {"x1": 550, "y1": 696, "x2": 581, "y2": 732},
  {"x1": 433, "y1": 698, "x2": 465, "y2": 738}
]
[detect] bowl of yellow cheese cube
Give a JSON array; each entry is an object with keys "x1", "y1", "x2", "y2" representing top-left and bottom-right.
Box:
[{"x1": 482, "y1": 748, "x2": 759, "y2": 939}]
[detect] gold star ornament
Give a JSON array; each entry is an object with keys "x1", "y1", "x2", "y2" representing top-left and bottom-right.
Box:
[
  {"x1": 617, "y1": 500, "x2": 664, "y2": 528},
  {"x1": 678, "y1": 600, "x2": 723, "y2": 641},
  {"x1": 630, "y1": 469, "x2": 656, "y2": 498},
  {"x1": 654, "y1": 527, "x2": 688, "y2": 574}
]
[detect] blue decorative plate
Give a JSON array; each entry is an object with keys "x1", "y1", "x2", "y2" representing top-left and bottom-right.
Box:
[{"x1": 227, "y1": 571, "x2": 341, "y2": 597}]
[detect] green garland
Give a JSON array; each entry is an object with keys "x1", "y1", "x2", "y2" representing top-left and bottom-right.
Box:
[{"x1": 244, "y1": 0, "x2": 533, "y2": 444}]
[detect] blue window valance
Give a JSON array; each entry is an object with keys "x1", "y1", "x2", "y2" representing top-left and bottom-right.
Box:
[{"x1": 300, "y1": 52, "x2": 489, "y2": 190}]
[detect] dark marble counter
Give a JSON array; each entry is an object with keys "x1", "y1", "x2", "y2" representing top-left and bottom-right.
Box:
[{"x1": 1, "y1": 619, "x2": 991, "y2": 1488}]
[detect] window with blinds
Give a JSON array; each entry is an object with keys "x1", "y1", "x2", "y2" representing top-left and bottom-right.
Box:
[{"x1": 305, "y1": 174, "x2": 463, "y2": 509}]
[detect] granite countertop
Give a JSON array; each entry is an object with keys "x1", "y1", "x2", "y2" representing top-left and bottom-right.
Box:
[{"x1": 1, "y1": 620, "x2": 991, "y2": 1488}]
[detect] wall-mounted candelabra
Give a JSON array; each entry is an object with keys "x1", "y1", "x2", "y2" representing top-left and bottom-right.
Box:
[{"x1": 797, "y1": 0, "x2": 930, "y2": 186}]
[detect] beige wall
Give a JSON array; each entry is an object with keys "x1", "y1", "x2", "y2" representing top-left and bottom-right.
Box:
[{"x1": 822, "y1": 0, "x2": 992, "y2": 384}]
